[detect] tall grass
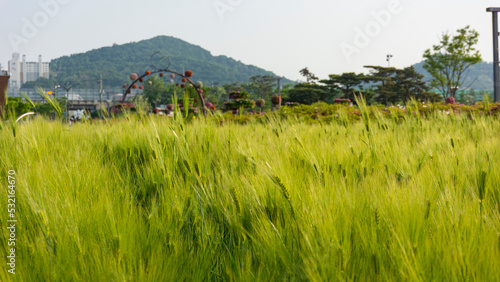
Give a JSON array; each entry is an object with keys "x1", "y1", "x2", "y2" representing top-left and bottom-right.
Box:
[{"x1": 0, "y1": 111, "x2": 499, "y2": 281}]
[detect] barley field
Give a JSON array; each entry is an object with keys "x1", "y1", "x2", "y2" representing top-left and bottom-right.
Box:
[{"x1": 1, "y1": 110, "x2": 499, "y2": 281}]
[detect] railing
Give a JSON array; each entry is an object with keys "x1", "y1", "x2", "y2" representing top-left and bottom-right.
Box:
[{"x1": 8, "y1": 88, "x2": 141, "y2": 102}]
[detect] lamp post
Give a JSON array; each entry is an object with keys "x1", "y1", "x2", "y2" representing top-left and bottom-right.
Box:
[
  {"x1": 99, "y1": 74, "x2": 104, "y2": 119},
  {"x1": 487, "y1": 7, "x2": 500, "y2": 102},
  {"x1": 387, "y1": 54, "x2": 393, "y2": 67},
  {"x1": 62, "y1": 84, "x2": 72, "y2": 123},
  {"x1": 54, "y1": 84, "x2": 61, "y2": 99},
  {"x1": 52, "y1": 84, "x2": 61, "y2": 121}
]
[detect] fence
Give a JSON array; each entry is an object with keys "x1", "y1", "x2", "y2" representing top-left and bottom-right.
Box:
[{"x1": 8, "y1": 88, "x2": 141, "y2": 102}]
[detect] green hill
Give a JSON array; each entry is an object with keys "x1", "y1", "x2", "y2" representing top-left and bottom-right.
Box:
[
  {"x1": 413, "y1": 61, "x2": 495, "y2": 91},
  {"x1": 47, "y1": 36, "x2": 290, "y2": 89}
]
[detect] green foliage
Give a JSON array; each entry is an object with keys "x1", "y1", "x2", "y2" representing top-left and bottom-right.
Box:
[
  {"x1": 222, "y1": 78, "x2": 286, "y2": 110},
  {"x1": 223, "y1": 91, "x2": 255, "y2": 111},
  {"x1": 248, "y1": 75, "x2": 276, "y2": 99},
  {"x1": 49, "y1": 36, "x2": 287, "y2": 88},
  {"x1": 365, "y1": 66, "x2": 440, "y2": 104},
  {"x1": 32, "y1": 99, "x2": 66, "y2": 117},
  {"x1": 19, "y1": 91, "x2": 36, "y2": 108},
  {"x1": 393, "y1": 67, "x2": 440, "y2": 102},
  {"x1": 299, "y1": 67, "x2": 319, "y2": 83},
  {"x1": 414, "y1": 61, "x2": 497, "y2": 91},
  {"x1": 35, "y1": 86, "x2": 65, "y2": 117},
  {"x1": 1, "y1": 112, "x2": 500, "y2": 280},
  {"x1": 287, "y1": 83, "x2": 330, "y2": 105},
  {"x1": 423, "y1": 26, "x2": 482, "y2": 98},
  {"x1": 205, "y1": 86, "x2": 227, "y2": 106},
  {"x1": 320, "y1": 72, "x2": 366, "y2": 100},
  {"x1": 142, "y1": 76, "x2": 179, "y2": 106},
  {"x1": 3, "y1": 97, "x2": 32, "y2": 118},
  {"x1": 132, "y1": 95, "x2": 151, "y2": 119},
  {"x1": 21, "y1": 77, "x2": 58, "y2": 89},
  {"x1": 222, "y1": 81, "x2": 243, "y2": 93}
]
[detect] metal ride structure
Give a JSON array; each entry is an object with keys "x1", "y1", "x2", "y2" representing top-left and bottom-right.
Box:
[{"x1": 121, "y1": 52, "x2": 207, "y2": 114}]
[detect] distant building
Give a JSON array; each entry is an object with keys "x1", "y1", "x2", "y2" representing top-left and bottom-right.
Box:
[
  {"x1": 0, "y1": 63, "x2": 7, "y2": 76},
  {"x1": 8, "y1": 53, "x2": 50, "y2": 90}
]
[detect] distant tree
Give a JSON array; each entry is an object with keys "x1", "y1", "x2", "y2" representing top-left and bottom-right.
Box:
[
  {"x1": 278, "y1": 83, "x2": 294, "y2": 101},
  {"x1": 364, "y1": 66, "x2": 400, "y2": 104},
  {"x1": 457, "y1": 89, "x2": 476, "y2": 105},
  {"x1": 143, "y1": 76, "x2": 166, "y2": 105},
  {"x1": 287, "y1": 83, "x2": 329, "y2": 105},
  {"x1": 320, "y1": 72, "x2": 365, "y2": 100},
  {"x1": 249, "y1": 75, "x2": 276, "y2": 100},
  {"x1": 21, "y1": 77, "x2": 58, "y2": 89},
  {"x1": 4, "y1": 97, "x2": 32, "y2": 117},
  {"x1": 33, "y1": 97, "x2": 66, "y2": 117},
  {"x1": 206, "y1": 86, "x2": 227, "y2": 106},
  {"x1": 222, "y1": 82, "x2": 243, "y2": 93},
  {"x1": 423, "y1": 25, "x2": 482, "y2": 98},
  {"x1": 393, "y1": 67, "x2": 440, "y2": 102},
  {"x1": 299, "y1": 67, "x2": 319, "y2": 83},
  {"x1": 142, "y1": 76, "x2": 182, "y2": 106},
  {"x1": 50, "y1": 36, "x2": 284, "y2": 89},
  {"x1": 365, "y1": 66, "x2": 440, "y2": 104},
  {"x1": 240, "y1": 82, "x2": 259, "y2": 98}
]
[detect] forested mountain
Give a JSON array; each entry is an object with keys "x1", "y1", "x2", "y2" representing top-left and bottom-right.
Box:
[
  {"x1": 413, "y1": 61, "x2": 495, "y2": 91},
  {"x1": 27, "y1": 35, "x2": 496, "y2": 91},
  {"x1": 46, "y1": 36, "x2": 289, "y2": 89}
]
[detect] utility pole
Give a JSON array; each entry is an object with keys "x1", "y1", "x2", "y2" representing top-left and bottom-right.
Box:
[
  {"x1": 275, "y1": 77, "x2": 282, "y2": 107},
  {"x1": 277, "y1": 77, "x2": 282, "y2": 96},
  {"x1": 487, "y1": 8, "x2": 500, "y2": 102},
  {"x1": 278, "y1": 77, "x2": 282, "y2": 107}
]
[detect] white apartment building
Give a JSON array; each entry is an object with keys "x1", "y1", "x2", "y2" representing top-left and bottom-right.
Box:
[{"x1": 8, "y1": 53, "x2": 50, "y2": 89}]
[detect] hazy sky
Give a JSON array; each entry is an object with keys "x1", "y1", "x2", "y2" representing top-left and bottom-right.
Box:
[{"x1": 1, "y1": 0, "x2": 499, "y2": 81}]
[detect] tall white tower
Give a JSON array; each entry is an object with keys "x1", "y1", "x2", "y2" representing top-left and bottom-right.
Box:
[
  {"x1": 38, "y1": 55, "x2": 43, "y2": 78},
  {"x1": 8, "y1": 53, "x2": 21, "y2": 90},
  {"x1": 22, "y1": 55, "x2": 27, "y2": 86}
]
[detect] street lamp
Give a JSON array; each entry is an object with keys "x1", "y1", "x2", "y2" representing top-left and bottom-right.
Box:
[
  {"x1": 487, "y1": 7, "x2": 500, "y2": 102},
  {"x1": 53, "y1": 84, "x2": 60, "y2": 99},
  {"x1": 387, "y1": 54, "x2": 393, "y2": 67},
  {"x1": 52, "y1": 84, "x2": 61, "y2": 121},
  {"x1": 62, "y1": 83, "x2": 73, "y2": 123}
]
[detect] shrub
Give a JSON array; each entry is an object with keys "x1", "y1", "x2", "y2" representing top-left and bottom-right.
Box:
[{"x1": 271, "y1": 96, "x2": 282, "y2": 105}]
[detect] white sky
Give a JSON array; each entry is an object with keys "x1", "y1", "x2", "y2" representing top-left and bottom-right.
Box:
[{"x1": 1, "y1": 0, "x2": 499, "y2": 81}]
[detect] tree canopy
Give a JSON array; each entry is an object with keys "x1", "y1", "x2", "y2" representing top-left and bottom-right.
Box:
[
  {"x1": 422, "y1": 26, "x2": 482, "y2": 98},
  {"x1": 299, "y1": 67, "x2": 319, "y2": 83},
  {"x1": 320, "y1": 73, "x2": 366, "y2": 100},
  {"x1": 286, "y1": 83, "x2": 330, "y2": 105},
  {"x1": 365, "y1": 66, "x2": 440, "y2": 104}
]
